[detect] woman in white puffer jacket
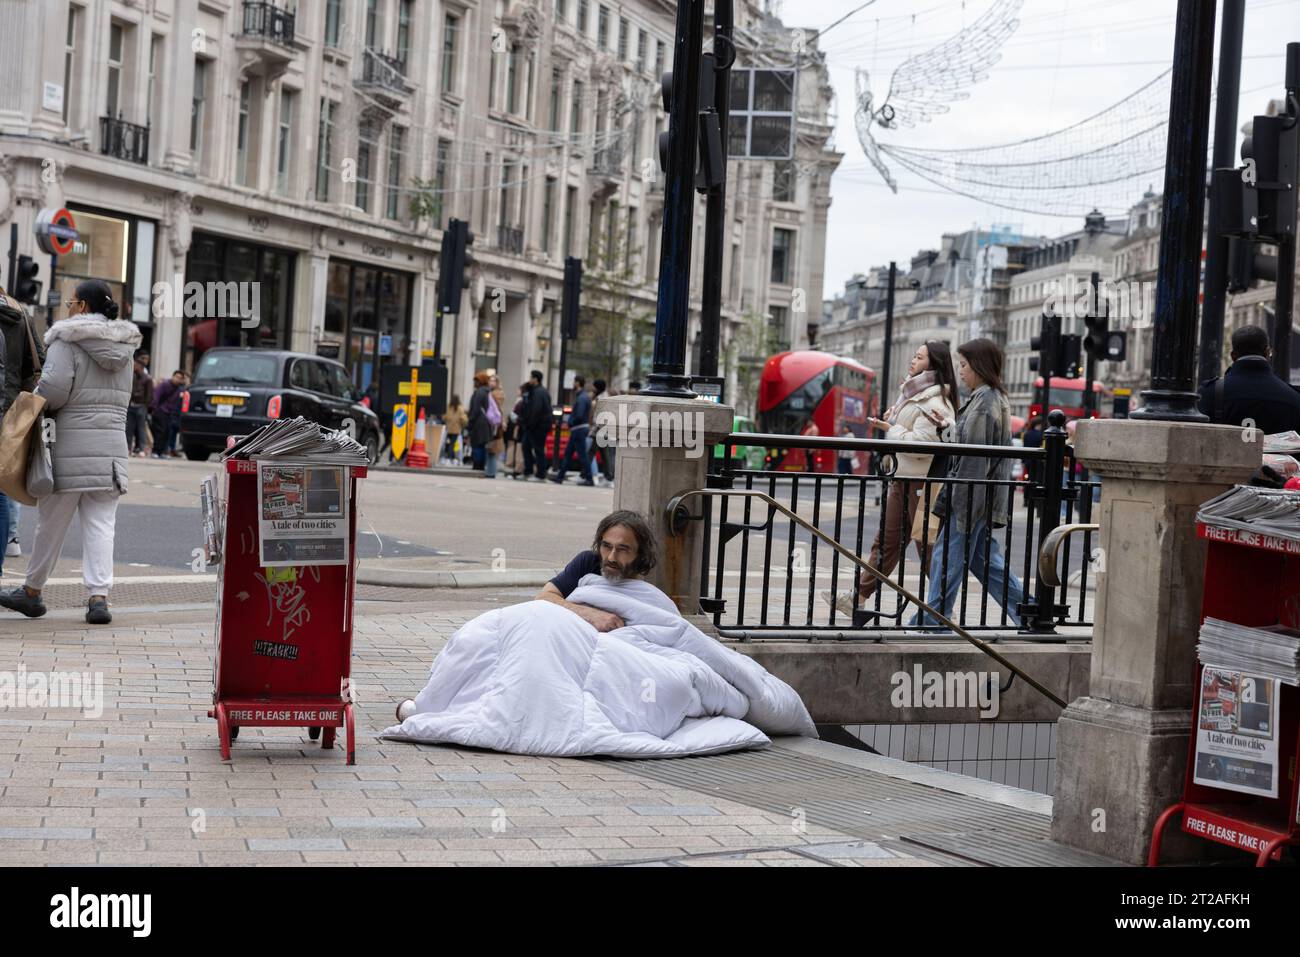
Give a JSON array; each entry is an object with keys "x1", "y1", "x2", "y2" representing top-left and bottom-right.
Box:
[{"x1": 823, "y1": 340, "x2": 958, "y2": 620}]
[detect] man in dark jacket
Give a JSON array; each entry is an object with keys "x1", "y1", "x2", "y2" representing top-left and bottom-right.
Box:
[
  {"x1": 0, "y1": 287, "x2": 43, "y2": 560},
  {"x1": 1198, "y1": 325, "x2": 1300, "y2": 434},
  {"x1": 522, "y1": 369, "x2": 553, "y2": 480},
  {"x1": 151, "y1": 370, "x2": 187, "y2": 458},
  {"x1": 552, "y1": 374, "x2": 593, "y2": 486},
  {"x1": 127, "y1": 351, "x2": 153, "y2": 456}
]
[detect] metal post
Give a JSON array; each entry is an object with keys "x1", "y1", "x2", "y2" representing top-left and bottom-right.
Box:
[
  {"x1": 697, "y1": 0, "x2": 733, "y2": 380},
  {"x1": 1132, "y1": 0, "x2": 1217, "y2": 422},
  {"x1": 879, "y1": 261, "x2": 896, "y2": 431},
  {"x1": 1271, "y1": 43, "x2": 1299, "y2": 381},
  {"x1": 644, "y1": 0, "x2": 704, "y2": 398},
  {"x1": 6, "y1": 222, "x2": 15, "y2": 292},
  {"x1": 1024, "y1": 410, "x2": 1068, "y2": 635},
  {"x1": 1083, "y1": 271, "x2": 1099, "y2": 419},
  {"x1": 554, "y1": 327, "x2": 569, "y2": 471},
  {"x1": 1198, "y1": 0, "x2": 1246, "y2": 386}
]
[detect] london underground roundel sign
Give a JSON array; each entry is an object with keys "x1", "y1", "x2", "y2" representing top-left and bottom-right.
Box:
[{"x1": 35, "y1": 207, "x2": 78, "y2": 256}]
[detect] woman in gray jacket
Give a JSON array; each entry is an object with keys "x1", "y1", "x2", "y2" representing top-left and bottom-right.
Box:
[{"x1": 0, "y1": 280, "x2": 141, "y2": 624}]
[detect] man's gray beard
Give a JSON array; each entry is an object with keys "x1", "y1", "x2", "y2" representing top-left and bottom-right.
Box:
[{"x1": 601, "y1": 565, "x2": 633, "y2": 582}]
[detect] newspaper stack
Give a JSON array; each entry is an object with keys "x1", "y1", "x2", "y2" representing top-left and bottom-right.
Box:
[
  {"x1": 1196, "y1": 484, "x2": 1300, "y2": 543},
  {"x1": 222, "y1": 416, "x2": 370, "y2": 465},
  {"x1": 1198, "y1": 617, "x2": 1300, "y2": 686},
  {"x1": 1263, "y1": 430, "x2": 1300, "y2": 454}
]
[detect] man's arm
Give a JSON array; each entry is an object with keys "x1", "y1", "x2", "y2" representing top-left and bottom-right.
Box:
[{"x1": 535, "y1": 582, "x2": 624, "y2": 632}]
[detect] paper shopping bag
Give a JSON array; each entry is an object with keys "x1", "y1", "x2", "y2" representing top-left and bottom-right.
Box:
[{"x1": 0, "y1": 391, "x2": 47, "y2": 506}]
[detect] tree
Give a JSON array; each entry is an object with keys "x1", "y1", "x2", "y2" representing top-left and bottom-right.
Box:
[{"x1": 724, "y1": 309, "x2": 785, "y2": 419}]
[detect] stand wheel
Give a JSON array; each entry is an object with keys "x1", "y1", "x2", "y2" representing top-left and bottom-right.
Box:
[
  {"x1": 229, "y1": 725, "x2": 239, "y2": 740},
  {"x1": 308, "y1": 726, "x2": 322, "y2": 740}
]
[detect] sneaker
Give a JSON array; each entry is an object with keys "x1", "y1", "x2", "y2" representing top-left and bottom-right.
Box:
[
  {"x1": 579, "y1": 479, "x2": 595, "y2": 487},
  {"x1": 549, "y1": 475, "x2": 565, "y2": 484},
  {"x1": 820, "y1": 589, "x2": 857, "y2": 619},
  {"x1": 86, "y1": 596, "x2": 112, "y2": 625},
  {"x1": 5, "y1": 539, "x2": 18, "y2": 558},
  {"x1": 0, "y1": 586, "x2": 46, "y2": 618}
]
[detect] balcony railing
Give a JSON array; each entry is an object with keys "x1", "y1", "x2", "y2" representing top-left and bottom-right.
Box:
[
  {"x1": 497, "y1": 225, "x2": 524, "y2": 255},
  {"x1": 99, "y1": 115, "x2": 149, "y2": 165},
  {"x1": 590, "y1": 144, "x2": 625, "y2": 178},
  {"x1": 360, "y1": 47, "x2": 410, "y2": 94},
  {"x1": 242, "y1": 1, "x2": 295, "y2": 46}
]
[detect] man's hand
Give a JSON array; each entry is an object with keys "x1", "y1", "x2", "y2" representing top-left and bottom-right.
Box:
[{"x1": 575, "y1": 605, "x2": 624, "y2": 632}]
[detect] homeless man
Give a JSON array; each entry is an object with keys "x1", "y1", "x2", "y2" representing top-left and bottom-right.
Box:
[{"x1": 383, "y1": 510, "x2": 816, "y2": 757}]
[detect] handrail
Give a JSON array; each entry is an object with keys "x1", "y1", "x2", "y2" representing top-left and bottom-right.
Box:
[
  {"x1": 1038, "y1": 523, "x2": 1101, "y2": 588},
  {"x1": 724, "y1": 431, "x2": 1043, "y2": 460},
  {"x1": 667, "y1": 487, "x2": 1069, "y2": 709}
]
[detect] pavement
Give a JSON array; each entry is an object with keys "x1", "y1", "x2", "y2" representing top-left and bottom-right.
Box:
[{"x1": 0, "y1": 588, "x2": 1075, "y2": 867}]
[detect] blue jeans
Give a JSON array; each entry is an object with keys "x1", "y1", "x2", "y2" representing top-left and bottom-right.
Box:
[
  {"x1": 910, "y1": 520, "x2": 1024, "y2": 627},
  {"x1": 0, "y1": 492, "x2": 8, "y2": 577},
  {"x1": 555, "y1": 424, "x2": 591, "y2": 481}
]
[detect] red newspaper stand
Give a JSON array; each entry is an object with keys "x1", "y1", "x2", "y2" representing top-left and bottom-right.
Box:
[
  {"x1": 207, "y1": 456, "x2": 367, "y2": 764},
  {"x1": 1149, "y1": 521, "x2": 1300, "y2": 866}
]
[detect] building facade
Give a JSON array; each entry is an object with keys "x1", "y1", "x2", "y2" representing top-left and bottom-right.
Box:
[{"x1": 0, "y1": 0, "x2": 840, "y2": 415}]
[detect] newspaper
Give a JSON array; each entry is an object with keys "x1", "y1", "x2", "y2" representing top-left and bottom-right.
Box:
[
  {"x1": 1197, "y1": 617, "x2": 1300, "y2": 686},
  {"x1": 224, "y1": 416, "x2": 369, "y2": 464},
  {"x1": 1196, "y1": 484, "x2": 1300, "y2": 543},
  {"x1": 1192, "y1": 665, "x2": 1281, "y2": 798},
  {"x1": 199, "y1": 474, "x2": 222, "y2": 566},
  {"x1": 257, "y1": 461, "x2": 349, "y2": 566}
]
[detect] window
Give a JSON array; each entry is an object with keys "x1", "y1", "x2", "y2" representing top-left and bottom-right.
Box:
[
  {"x1": 541, "y1": 179, "x2": 555, "y2": 254},
  {"x1": 498, "y1": 162, "x2": 512, "y2": 228},
  {"x1": 315, "y1": 98, "x2": 334, "y2": 201},
  {"x1": 146, "y1": 35, "x2": 162, "y2": 143},
  {"x1": 625, "y1": 206, "x2": 637, "y2": 271},
  {"x1": 524, "y1": 54, "x2": 535, "y2": 121},
  {"x1": 365, "y1": 0, "x2": 380, "y2": 48},
  {"x1": 617, "y1": 17, "x2": 627, "y2": 60},
  {"x1": 432, "y1": 139, "x2": 450, "y2": 226},
  {"x1": 386, "y1": 126, "x2": 404, "y2": 220},
  {"x1": 636, "y1": 31, "x2": 647, "y2": 73},
  {"x1": 771, "y1": 228, "x2": 794, "y2": 284},
  {"x1": 768, "y1": 306, "x2": 791, "y2": 350},
  {"x1": 570, "y1": 79, "x2": 583, "y2": 134},
  {"x1": 604, "y1": 200, "x2": 618, "y2": 267},
  {"x1": 630, "y1": 113, "x2": 642, "y2": 168},
  {"x1": 548, "y1": 70, "x2": 561, "y2": 130},
  {"x1": 356, "y1": 121, "x2": 376, "y2": 212},
  {"x1": 63, "y1": 5, "x2": 79, "y2": 125},
  {"x1": 773, "y1": 160, "x2": 795, "y2": 202},
  {"x1": 507, "y1": 45, "x2": 520, "y2": 114},
  {"x1": 236, "y1": 81, "x2": 251, "y2": 186},
  {"x1": 598, "y1": 6, "x2": 609, "y2": 48},
  {"x1": 325, "y1": 0, "x2": 342, "y2": 47},
  {"x1": 654, "y1": 39, "x2": 664, "y2": 78},
  {"x1": 397, "y1": 0, "x2": 413, "y2": 70},
  {"x1": 276, "y1": 90, "x2": 295, "y2": 195},
  {"x1": 556, "y1": 0, "x2": 568, "y2": 21},
  {"x1": 577, "y1": 0, "x2": 589, "y2": 34},
  {"x1": 190, "y1": 58, "x2": 207, "y2": 155},
  {"x1": 441, "y1": 14, "x2": 458, "y2": 92},
  {"x1": 106, "y1": 22, "x2": 124, "y2": 116}
]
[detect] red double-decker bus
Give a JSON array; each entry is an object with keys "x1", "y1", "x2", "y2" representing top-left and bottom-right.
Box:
[
  {"x1": 1029, "y1": 376, "x2": 1111, "y2": 421},
  {"x1": 757, "y1": 351, "x2": 877, "y2": 473}
]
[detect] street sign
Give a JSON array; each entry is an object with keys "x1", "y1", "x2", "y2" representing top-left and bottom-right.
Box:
[
  {"x1": 396, "y1": 381, "x2": 432, "y2": 397},
  {"x1": 379, "y1": 334, "x2": 392, "y2": 356},
  {"x1": 34, "y1": 207, "x2": 78, "y2": 256},
  {"x1": 391, "y1": 404, "x2": 409, "y2": 459},
  {"x1": 727, "y1": 68, "x2": 796, "y2": 159}
]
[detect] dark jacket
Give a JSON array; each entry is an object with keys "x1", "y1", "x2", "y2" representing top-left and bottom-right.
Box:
[
  {"x1": 934, "y1": 385, "x2": 1014, "y2": 531},
  {"x1": 1198, "y1": 356, "x2": 1300, "y2": 434},
  {"x1": 130, "y1": 366, "x2": 153, "y2": 406},
  {"x1": 467, "y1": 384, "x2": 495, "y2": 446},
  {"x1": 0, "y1": 290, "x2": 44, "y2": 416},
  {"x1": 523, "y1": 383, "x2": 553, "y2": 433},
  {"x1": 568, "y1": 389, "x2": 592, "y2": 430},
  {"x1": 153, "y1": 378, "x2": 184, "y2": 416}
]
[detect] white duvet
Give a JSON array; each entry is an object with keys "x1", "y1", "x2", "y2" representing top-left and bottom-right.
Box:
[{"x1": 380, "y1": 573, "x2": 817, "y2": 757}]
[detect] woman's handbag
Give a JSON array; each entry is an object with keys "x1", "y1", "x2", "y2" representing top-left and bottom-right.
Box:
[
  {"x1": 26, "y1": 413, "x2": 54, "y2": 498},
  {"x1": 0, "y1": 315, "x2": 47, "y2": 505}
]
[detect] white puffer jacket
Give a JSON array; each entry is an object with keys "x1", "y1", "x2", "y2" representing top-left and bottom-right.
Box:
[
  {"x1": 36, "y1": 314, "x2": 142, "y2": 493},
  {"x1": 885, "y1": 382, "x2": 956, "y2": 479}
]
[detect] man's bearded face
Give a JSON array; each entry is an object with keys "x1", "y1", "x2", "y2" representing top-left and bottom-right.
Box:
[{"x1": 598, "y1": 527, "x2": 639, "y2": 581}]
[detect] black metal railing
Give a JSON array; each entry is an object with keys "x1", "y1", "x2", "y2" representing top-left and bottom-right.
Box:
[
  {"x1": 497, "y1": 224, "x2": 524, "y2": 254},
  {"x1": 242, "y1": 1, "x2": 295, "y2": 45},
  {"x1": 695, "y1": 413, "x2": 1099, "y2": 640},
  {"x1": 360, "y1": 47, "x2": 409, "y2": 92},
  {"x1": 99, "y1": 114, "x2": 149, "y2": 165}
]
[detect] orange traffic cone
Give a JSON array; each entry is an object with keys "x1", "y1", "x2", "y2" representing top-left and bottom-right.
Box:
[{"x1": 406, "y1": 408, "x2": 430, "y2": 469}]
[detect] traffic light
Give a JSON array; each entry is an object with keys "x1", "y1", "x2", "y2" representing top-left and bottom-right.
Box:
[
  {"x1": 658, "y1": 56, "x2": 723, "y2": 193},
  {"x1": 1226, "y1": 234, "x2": 1279, "y2": 293},
  {"x1": 1083, "y1": 294, "x2": 1108, "y2": 362},
  {"x1": 13, "y1": 255, "x2": 40, "y2": 306},
  {"x1": 1029, "y1": 313, "x2": 1060, "y2": 377},
  {"x1": 437, "y1": 219, "x2": 473, "y2": 315},
  {"x1": 561, "y1": 257, "x2": 582, "y2": 340},
  {"x1": 1060, "y1": 333, "x2": 1082, "y2": 379}
]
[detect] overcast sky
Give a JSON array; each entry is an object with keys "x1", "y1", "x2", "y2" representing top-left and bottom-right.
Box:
[{"x1": 780, "y1": 0, "x2": 1300, "y2": 295}]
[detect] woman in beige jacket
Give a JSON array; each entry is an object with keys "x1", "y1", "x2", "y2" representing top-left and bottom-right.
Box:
[{"x1": 823, "y1": 339, "x2": 958, "y2": 620}]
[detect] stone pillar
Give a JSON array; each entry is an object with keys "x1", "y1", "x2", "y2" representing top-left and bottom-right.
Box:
[
  {"x1": 1051, "y1": 418, "x2": 1261, "y2": 864},
  {"x1": 603, "y1": 394, "x2": 733, "y2": 613}
]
